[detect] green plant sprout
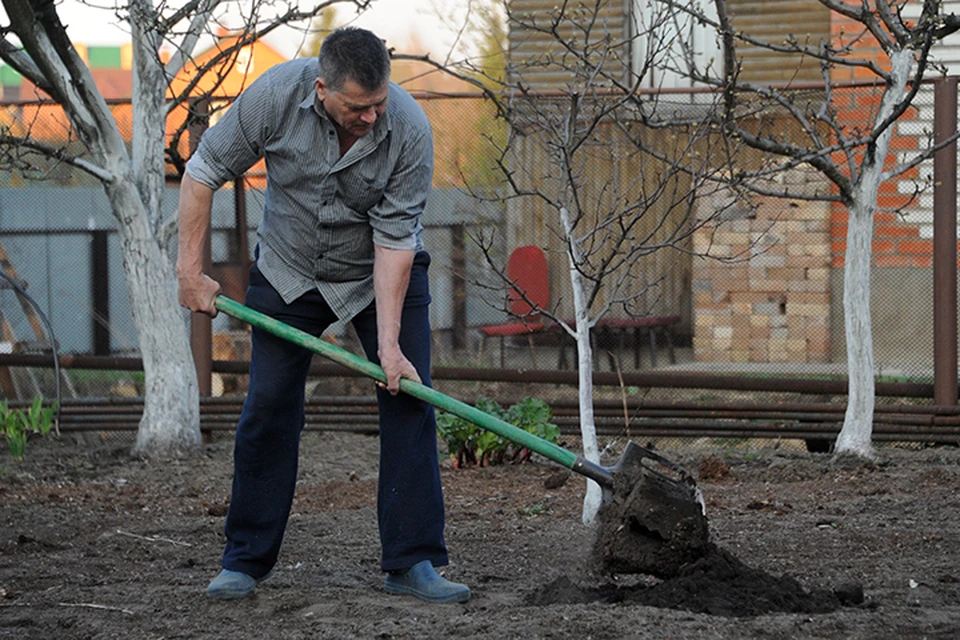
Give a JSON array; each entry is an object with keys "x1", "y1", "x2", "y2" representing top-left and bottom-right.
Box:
[
  {"x1": 517, "y1": 503, "x2": 548, "y2": 516},
  {"x1": 2, "y1": 397, "x2": 58, "y2": 460},
  {"x1": 437, "y1": 397, "x2": 560, "y2": 468}
]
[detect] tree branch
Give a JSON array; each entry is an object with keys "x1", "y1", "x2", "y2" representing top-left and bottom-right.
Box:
[
  {"x1": 2, "y1": 0, "x2": 127, "y2": 157},
  {"x1": 392, "y1": 52, "x2": 509, "y2": 119},
  {"x1": 0, "y1": 36, "x2": 51, "y2": 92},
  {"x1": 162, "y1": 0, "x2": 223, "y2": 79},
  {"x1": 818, "y1": 0, "x2": 895, "y2": 50},
  {"x1": 0, "y1": 134, "x2": 115, "y2": 182}
]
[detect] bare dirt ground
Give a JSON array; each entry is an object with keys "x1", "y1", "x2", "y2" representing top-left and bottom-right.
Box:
[{"x1": 1, "y1": 430, "x2": 958, "y2": 639}]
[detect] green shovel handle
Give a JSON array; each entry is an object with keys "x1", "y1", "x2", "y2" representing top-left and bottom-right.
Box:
[{"x1": 214, "y1": 295, "x2": 612, "y2": 487}]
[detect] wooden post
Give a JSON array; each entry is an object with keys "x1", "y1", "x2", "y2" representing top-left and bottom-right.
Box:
[
  {"x1": 91, "y1": 230, "x2": 111, "y2": 355},
  {"x1": 451, "y1": 224, "x2": 467, "y2": 350},
  {"x1": 933, "y1": 77, "x2": 958, "y2": 406}
]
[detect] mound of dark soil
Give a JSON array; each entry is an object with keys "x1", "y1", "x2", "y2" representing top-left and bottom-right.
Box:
[
  {"x1": 530, "y1": 544, "x2": 862, "y2": 616},
  {"x1": 582, "y1": 446, "x2": 862, "y2": 616}
]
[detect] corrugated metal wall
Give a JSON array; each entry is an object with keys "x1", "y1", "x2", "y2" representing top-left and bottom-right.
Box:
[
  {"x1": 508, "y1": 0, "x2": 832, "y2": 89},
  {"x1": 504, "y1": 121, "x2": 696, "y2": 333},
  {"x1": 507, "y1": 0, "x2": 631, "y2": 91},
  {"x1": 727, "y1": 0, "x2": 832, "y2": 84}
]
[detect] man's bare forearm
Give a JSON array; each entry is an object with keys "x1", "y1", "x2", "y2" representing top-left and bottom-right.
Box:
[
  {"x1": 176, "y1": 174, "x2": 221, "y2": 315},
  {"x1": 373, "y1": 245, "x2": 415, "y2": 348},
  {"x1": 373, "y1": 245, "x2": 419, "y2": 393},
  {"x1": 177, "y1": 175, "x2": 214, "y2": 276}
]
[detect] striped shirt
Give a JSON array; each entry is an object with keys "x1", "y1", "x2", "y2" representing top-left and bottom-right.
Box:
[{"x1": 186, "y1": 57, "x2": 433, "y2": 321}]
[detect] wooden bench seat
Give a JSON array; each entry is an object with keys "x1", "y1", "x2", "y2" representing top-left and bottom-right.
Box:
[{"x1": 555, "y1": 315, "x2": 680, "y2": 370}]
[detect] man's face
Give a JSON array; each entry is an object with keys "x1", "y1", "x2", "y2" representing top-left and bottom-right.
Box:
[{"x1": 315, "y1": 77, "x2": 389, "y2": 139}]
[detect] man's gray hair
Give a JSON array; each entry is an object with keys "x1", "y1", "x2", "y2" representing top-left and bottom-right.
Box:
[{"x1": 318, "y1": 27, "x2": 391, "y2": 93}]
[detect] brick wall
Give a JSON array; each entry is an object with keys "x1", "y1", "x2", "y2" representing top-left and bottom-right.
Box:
[
  {"x1": 693, "y1": 3, "x2": 960, "y2": 366},
  {"x1": 828, "y1": 7, "x2": 956, "y2": 270},
  {"x1": 828, "y1": 79, "x2": 932, "y2": 269},
  {"x1": 693, "y1": 171, "x2": 832, "y2": 363}
]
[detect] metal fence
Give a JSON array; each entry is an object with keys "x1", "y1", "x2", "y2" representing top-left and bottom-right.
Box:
[{"x1": 1, "y1": 82, "x2": 958, "y2": 451}]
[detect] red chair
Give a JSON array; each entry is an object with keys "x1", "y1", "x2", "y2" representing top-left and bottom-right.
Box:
[{"x1": 478, "y1": 246, "x2": 550, "y2": 368}]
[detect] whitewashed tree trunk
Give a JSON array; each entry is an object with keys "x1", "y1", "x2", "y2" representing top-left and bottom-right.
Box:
[
  {"x1": 123, "y1": 12, "x2": 201, "y2": 453},
  {"x1": 559, "y1": 206, "x2": 603, "y2": 523},
  {"x1": 834, "y1": 49, "x2": 913, "y2": 458},
  {"x1": 836, "y1": 195, "x2": 876, "y2": 458},
  {"x1": 108, "y1": 181, "x2": 200, "y2": 453}
]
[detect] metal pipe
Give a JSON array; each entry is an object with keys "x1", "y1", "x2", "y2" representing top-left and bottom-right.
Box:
[
  {"x1": 46, "y1": 406, "x2": 960, "y2": 442},
  {"x1": 14, "y1": 396, "x2": 957, "y2": 426},
  {"x1": 16, "y1": 394, "x2": 960, "y2": 417},
  {"x1": 46, "y1": 403, "x2": 960, "y2": 436},
  {"x1": 1, "y1": 352, "x2": 938, "y2": 398}
]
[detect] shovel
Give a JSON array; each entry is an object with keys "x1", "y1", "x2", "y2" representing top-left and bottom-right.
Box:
[{"x1": 214, "y1": 295, "x2": 707, "y2": 575}]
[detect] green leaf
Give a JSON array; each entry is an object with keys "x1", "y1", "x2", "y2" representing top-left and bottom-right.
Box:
[{"x1": 517, "y1": 503, "x2": 547, "y2": 516}]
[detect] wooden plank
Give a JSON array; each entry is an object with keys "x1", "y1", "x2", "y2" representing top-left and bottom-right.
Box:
[
  {"x1": 0, "y1": 237, "x2": 55, "y2": 398},
  {"x1": 0, "y1": 239, "x2": 47, "y2": 340}
]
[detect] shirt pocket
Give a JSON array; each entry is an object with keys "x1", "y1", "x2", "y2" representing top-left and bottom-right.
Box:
[{"x1": 340, "y1": 159, "x2": 390, "y2": 213}]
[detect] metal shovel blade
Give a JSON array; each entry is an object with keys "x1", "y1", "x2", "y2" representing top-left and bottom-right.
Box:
[{"x1": 607, "y1": 441, "x2": 705, "y2": 517}]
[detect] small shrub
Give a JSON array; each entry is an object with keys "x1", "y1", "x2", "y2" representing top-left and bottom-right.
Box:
[
  {"x1": 505, "y1": 397, "x2": 560, "y2": 462},
  {"x1": 437, "y1": 397, "x2": 559, "y2": 468},
  {"x1": 2, "y1": 397, "x2": 57, "y2": 460}
]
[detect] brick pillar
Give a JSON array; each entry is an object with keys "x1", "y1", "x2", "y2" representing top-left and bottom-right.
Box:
[{"x1": 693, "y1": 169, "x2": 832, "y2": 363}]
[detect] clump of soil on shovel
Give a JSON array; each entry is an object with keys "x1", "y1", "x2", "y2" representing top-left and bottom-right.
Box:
[
  {"x1": 591, "y1": 456, "x2": 710, "y2": 578},
  {"x1": 554, "y1": 455, "x2": 863, "y2": 616}
]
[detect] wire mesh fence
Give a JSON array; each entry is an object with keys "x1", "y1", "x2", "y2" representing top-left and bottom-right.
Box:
[{"x1": 0, "y1": 82, "x2": 956, "y2": 452}]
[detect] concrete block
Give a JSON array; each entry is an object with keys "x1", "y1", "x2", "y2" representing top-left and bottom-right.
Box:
[
  {"x1": 753, "y1": 302, "x2": 783, "y2": 315},
  {"x1": 749, "y1": 254, "x2": 787, "y2": 268},
  {"x1": 714, "y1": 326, "x2": 734, "y2": 339}
]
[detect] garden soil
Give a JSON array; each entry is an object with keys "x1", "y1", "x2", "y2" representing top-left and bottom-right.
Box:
[{"x1": 1, "y1": 431, "x2": 959, "y2": 639}]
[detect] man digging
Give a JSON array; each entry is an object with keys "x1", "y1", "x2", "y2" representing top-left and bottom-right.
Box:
[{"x1": 177, "y1": 27, "x2": 470, "y2": 604}]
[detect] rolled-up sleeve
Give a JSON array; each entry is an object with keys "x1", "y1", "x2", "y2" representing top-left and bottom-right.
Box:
[
  {"x1": 185, "y1": 73, "x2": 276, "y2": 190},
  {"x1": 369, "y1": 126, "x2": 433, "y2": 250}
]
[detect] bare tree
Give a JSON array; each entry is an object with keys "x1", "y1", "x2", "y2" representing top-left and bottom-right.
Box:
[
  {"x1": 0, "y1": 0, "x2": 369, "y2": 454},
  {"x1": 410, "y1": 0, "x2": 960, "y2": 525},
  {"x1": 479, "y1": 0, "x2": 960, "y2": 462},
  {"x1": 572, "y1": 0, "x2": 960, "y2": 459},
  {"x1": 413, "y1": 1, "x2": 742, "y2": 522},
  {"x1": 683, "y1": 0, "x2": 960, "y2": 458}
]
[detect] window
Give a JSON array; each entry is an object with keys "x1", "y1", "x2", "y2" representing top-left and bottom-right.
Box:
[{"x1": 631, "y1": 0, "x2": 721, "y2": 97}]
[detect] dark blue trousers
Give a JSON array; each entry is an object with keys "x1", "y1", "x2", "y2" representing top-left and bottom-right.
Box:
[{"x1": 221, "y1": 252, "x2": 449, "y2": 578}]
